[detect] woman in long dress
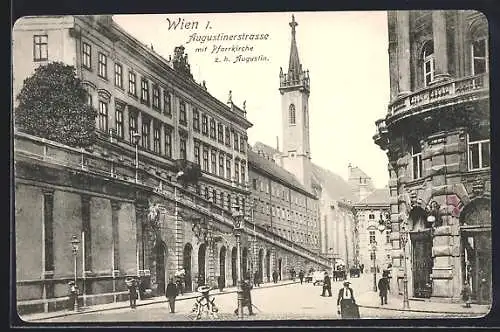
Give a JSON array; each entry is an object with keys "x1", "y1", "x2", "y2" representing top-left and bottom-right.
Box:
[{"x1": 337, "y1": 281, "x2": 359, "y2": 319}]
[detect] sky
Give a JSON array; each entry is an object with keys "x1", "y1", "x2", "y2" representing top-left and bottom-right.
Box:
[{"x1": 113, "y1": 11, "x2": 391, "y2": 188}]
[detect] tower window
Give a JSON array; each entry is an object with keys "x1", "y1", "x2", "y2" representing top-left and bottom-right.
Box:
[
  {"x1": 422, "y1": 41, "x2": 435, "y2": 87},
  {"x1": 411, "y1": 143, "x2": 423, "y2": 180},
  {"x1": 472, "y1": 38, "x2": 488, "y2": 75},
  {"x1": 289, "y1": 104, "x2": 296, "y2": 125}
]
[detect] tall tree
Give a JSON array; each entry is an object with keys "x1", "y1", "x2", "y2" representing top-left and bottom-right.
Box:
[{"x1": 14, "y1": 62, "x2": 97, "y2": 147}]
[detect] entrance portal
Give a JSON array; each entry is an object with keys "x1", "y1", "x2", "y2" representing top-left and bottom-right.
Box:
[
  {"x1": 154, "y1": 241, "x2": 167, "y2": 295},
  {"x1": 411, "y1": 230, "x2": 433, "y2": 298},
  {"x1": 231, "y1": 247, "x2": 237, "y2": 286},
  {"x1": 462, "y1": 231, "x2": 491, "y2": 304},
  {"x1": 265, "y1": 251, "x2": 271, "y2": 282},
  {"x1": 198, "y1": 243, "x2": 207, "y2": 286},
  {"x1": 219, "y1": 246, "x2": 226, "y2": 286},
  {"x1": 183, "y1": 243, "x2": 193, "y2": 292},
  {"x1": 258, "y1": 249, "x2": 264, "y2": 282}
]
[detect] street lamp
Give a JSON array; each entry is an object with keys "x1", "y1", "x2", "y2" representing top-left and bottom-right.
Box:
[
  {"x1": 231, "y1": 203, "x2": 245, "y2": 319},
  {"x1": 132, "y1": 131, "x2": 141, "y2": 183},
  {"x1": 370, "y1": 241, "x2": 377, "y2": 292},
  {"x1": 70, "y1": 235, "x2": 80, "y2": 311},
  {"x1": 400, "y1": 219, "x2": 410, "y2": 309}
]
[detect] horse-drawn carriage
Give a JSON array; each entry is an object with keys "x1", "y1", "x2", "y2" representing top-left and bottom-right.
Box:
[
  {"x1": 332, "y1": 265, "x2": 347, "y2": 281},
  {"x1": 349, "y1": 266, "x2": 361, "y2": 278}
]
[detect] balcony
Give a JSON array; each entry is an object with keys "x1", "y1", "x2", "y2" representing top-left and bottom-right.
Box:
[{"x1": 387, "y1": 73, "x2": 489, "y2": 122}]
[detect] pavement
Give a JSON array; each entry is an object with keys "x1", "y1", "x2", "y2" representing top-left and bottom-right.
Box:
[{"x1": 19, "y1": 274, "x2": 491, "y2": 322}]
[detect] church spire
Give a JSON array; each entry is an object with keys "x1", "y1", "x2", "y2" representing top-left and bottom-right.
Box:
[{"x1": 288, "y1": 14, "x2": 301, "y2": 78}]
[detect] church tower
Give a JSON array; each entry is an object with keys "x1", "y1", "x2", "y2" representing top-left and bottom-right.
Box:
[{"x1": 279, "y1": 15, "x2": 312, "y2": 190}]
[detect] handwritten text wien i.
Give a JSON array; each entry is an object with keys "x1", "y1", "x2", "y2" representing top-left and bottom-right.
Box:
[{"x1": 166, "y1": 17, "x2": 270, "y2": 64}]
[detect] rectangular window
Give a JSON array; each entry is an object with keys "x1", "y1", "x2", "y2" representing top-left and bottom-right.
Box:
[
  {"x1": 152, "y1": 85, "x2": 160, "y2": 110},
  {"x1": 472, "y1": 38, "x2": 488, "y2": 75},
  {"x1": 210, "y1": 119, "x2": 216, "y2": 139},
  {"x1": 424, "y1": 56, "x2": 435, "y2": 87},
  {"x1": 368, "y1": 214, "x2": 375, "y2": 220},
  {"x1": 202, "y1": 147, "x2": 209, "y2": 171},
  {"x1": 234, "y1": 133, "x2": 239, "y2": 151},
  {"x1": 141, "y1": 117, "x2": 151, "y2": 150},
  {"x1": 164, "y1": 126, "x2": 172, "y2": 158},
  {"x1": 211, "y1": 150, "x2": 217, "y2": 174},
  {"x1": 252, "y1": 179, "x2": 257, "y2": 190},
  {"x1": 219, "y1": 154, "x2": 225, "y2": 177},
  {"x1": 240, "y1": 161, "x2": 246, "y2": 184},
  {"x1": 163, "y1": 91, "x2": 171, "y2": 116},
  {"x1": 240, "y1": 136, "x2": 246, "y2": 154},
  {"x1": 202, "y1": 115, "x2": 208, "y2": 135},
  {"x1": 114, "y1": 63, "x2": 123, "y2": 88},
  {"x1": 179, "y1": 101, "x2": 187, "y2": 125},
  {"x1": 128, "y1": 71, "x2": 137, "y2": 96},
  {"x1": 225, "y1": 128, "x2": 231, "y2": 146},
  {"x1": 212, "y1": 189, "x2": 217, "y2": 204},
  {"x1": 33, "y1": 35, "x2": 48, "y2": 61},
  {"x1": 234, "y1": 160, "x2": 240, "y2": 183},
  {"x1": 179, "y1": 135, "x2": 187, "y2": 160},
  {"x1": 141, "y1": 78, "x2": 150, "y2": 105},
  {"x1": 98, "y1": 101, "x2": 108, "y2": 132},
  {"x1": 98, "y1": 52, "x2": 107, "y2": 79},
  {"x1": 82, "y1": 42, "x2": 91, "y2": 69},
  {"x1": 468, "y1": 131, "x2": 490, "y2": 170},
  {"x1": 369, "y1": 230, "x2": 376, "y2": 244},
  {"x1": 194, "y1": 142, "x2": 201, "y2": 165},
  {"x1": 386, "y1": 230, "x2": 391, "y2": 244},
  {"x1": 193, "y1": 108, "x2": 200, "y2": 132},
  {"x1": 153, "y1": 121, "x2": 161, "y2": 154},
  {"x1": 412, "y1": 145, "x2": 423, "y2": 180},
  {"x1": 129, "y1": 111, "x2": 138, "y2": 143},
  {"x1": 218, "y1": 123, "x2": 224, "y2": 143},
  {"x1": 226, "y1": 159, "x2": 231, "y2": 180},
  {"x1": 115, "y1": 107, "x2": 124, "y2": 139}
]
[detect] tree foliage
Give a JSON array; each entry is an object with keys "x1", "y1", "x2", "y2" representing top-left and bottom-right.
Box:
[{"x1": 15, "y1": 62, "x2": 97, "y2": 147}]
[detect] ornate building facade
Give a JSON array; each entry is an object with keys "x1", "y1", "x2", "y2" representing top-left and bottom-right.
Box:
[
  {"x1": 13, "y1": 15, "x2": 330, "y2": 314},
  {"x1": 373, "y1": 10, "x2": 490, "y2": 303}
]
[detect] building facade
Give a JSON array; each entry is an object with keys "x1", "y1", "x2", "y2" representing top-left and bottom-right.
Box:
[
  {"x1": 373, "y1": 10, "x2": 491, "y2": 303},
  {"x1": 13, "y1": 15, "x2": 330, "y2": 314}
]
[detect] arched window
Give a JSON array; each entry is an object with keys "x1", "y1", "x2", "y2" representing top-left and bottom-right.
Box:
[
  {"x1": 472, "y1": 37, "x2": 488, "y2": 75},
  {"x1": 289, "y1": 104, "x2": 296, "y2": 125},
  {"x1": 422, "y1": 41, "x2": 435, "y2": 87}
]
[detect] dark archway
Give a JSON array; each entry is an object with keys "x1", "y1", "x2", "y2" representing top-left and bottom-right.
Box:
[
  {"x1": 231, "y1": 247, "x2": 237, "y2": 286},
  {"x1": 460, "y1": 198, "x2": 491, "y2": 304},
  {"x1": 409, "y1": 207, "x2": 433, "y2": 298},
  {"x1": 154, "y1": 241, "x2": 167, "y2": 295},
  {"x1": 219, "y1": 246, "x2": 226, "y2": 286},
  {"x1": 278, "y1": 258, "x2": 282, "y2": 280},
  {"x1": 183, "y1": 243, "x2": 193, "y2": 292},
  {"x1": 258, "y1": 249, "x2": 264, "y2": 282},
  {"x1": 198, "y1": 243, "x2": 207, "y2": 286},
  {"x1": 242, "y1": 247, "x2": 249, "y2": 279},
  {"x1": 265, "y1": 251, "x2": 271, "y2": 282}
]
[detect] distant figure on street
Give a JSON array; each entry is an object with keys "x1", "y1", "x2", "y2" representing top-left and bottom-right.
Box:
[
  {"x1": 461, "y1": 281, "x2": 472, "y2": 308},
  {"x1": 125, "y1": 277, "x2": 138, "y2": 309},
  {"x1": 378, "y1": 274, "x2": 390, "y2": 305},
  {"x1": 217, "y1": 275, "x2": 225, "y2": 292},
  {"x1": 360, "y1": 264, "x2": 364, "y2": 274},
  {"x1": 254, "y1": 270, "x2": 261, "y2": 287},
  {"x1": 337, "y1": 281, "x2": 359, "y2": 319},
  {"x1": 234, "y1": 279, "x2": 254, "y2": 316},
  {"x1": 299, "y1": 270, "x2": 305, "y2": 284},
  {"x1": 291, "y1": 268, "x2": 296, "y2": 281},
  {"x1": 166, "y1": 278, "x2": 179, "y2": 313},
  {"x1": 272, "y1": 270, "x2": 279, "y2": 283},
  {"x1": 67, "y1": 281, "x2": 78, "y2": 311},
  {"x1": 321, "y1": 272, "x2": 332, "y2": 297}
]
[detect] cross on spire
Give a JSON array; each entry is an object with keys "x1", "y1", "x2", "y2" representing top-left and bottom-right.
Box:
[{"x1": 289, "y1": 14, "x2": 298, "y2": 36}]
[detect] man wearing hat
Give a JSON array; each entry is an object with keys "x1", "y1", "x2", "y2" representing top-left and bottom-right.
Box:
[
  {"x1": 337, "y1": 281, "x2": 359, "y2": 319},
  {"x1": 68, "y1": 281, "x2": 78, "y2": 311},
  {"x1": 378, "y1": 272, "x2": 390, "y2": 305},
  {"x1": 165, "y1": 278, "x2": 179, "y2": 313}
]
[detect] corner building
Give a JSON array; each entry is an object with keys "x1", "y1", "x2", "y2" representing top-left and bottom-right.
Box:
[
  {"x1": 13, "y1": 15, "x2": 330, "y2": 314},
  {"x1": 374, "y1": 10, "x2": 491, "y2": 303}
]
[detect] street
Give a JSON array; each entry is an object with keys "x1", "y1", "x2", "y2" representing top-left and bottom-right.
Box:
[{"x1": 33, "y1": 273, "x2": 483, "y2": 322}]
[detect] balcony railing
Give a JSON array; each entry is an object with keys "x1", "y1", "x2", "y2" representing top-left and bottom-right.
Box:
[
  {"x1": 14, "y1": 131, "x2": 329, "y2": 267},
  {"x1": 387, "y1": 73, "x2": 489, "y2": 118}
]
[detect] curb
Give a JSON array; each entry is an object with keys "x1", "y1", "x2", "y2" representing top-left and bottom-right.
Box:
[
  {"x1": 357, "y1": 304, "x2": 488, "y2": 316},
  {"x1": 22, "y1": 280, "x2": 299, "y2": 322}
]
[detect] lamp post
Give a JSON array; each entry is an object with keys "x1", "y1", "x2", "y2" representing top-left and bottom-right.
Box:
[
  {"x1": 70, "y1": 235, "x2": 80, "y2": 311},
  {"x1": 400, "y1": 220, "x2": 410, "y2": 309},
  {"x1": 132, "y1": 131, "x2": 141, "y2": 183},
  {"x1": 370, "y1": 241, "x2": 378, "y2": 292},
  {"x1": 232, "y1": 204, "x2": 244, "y2": 319}
]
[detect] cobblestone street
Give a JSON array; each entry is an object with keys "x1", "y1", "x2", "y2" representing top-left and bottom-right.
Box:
[{"x1": 24, "y1": 274, "x2": 488, "y2": 323}]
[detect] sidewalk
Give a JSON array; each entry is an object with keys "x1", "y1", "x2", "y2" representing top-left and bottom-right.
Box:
[
  {"x1": 20, "y1": 279, "x2": 299, "y2": 322},
  {"x1": 349, "y1": 277, "x2": 491, "y2": 317}
]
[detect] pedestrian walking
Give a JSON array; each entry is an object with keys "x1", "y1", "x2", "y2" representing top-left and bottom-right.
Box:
[
  {"x1": 299, "y1": 270, "x2": 305, "y2": 284},
  {"x1": 321, "y1": 271, "x2": 332, "y2": 297},
  {"x1": 461, "y1": 281, "x2": 472, "y2": 308},
  {"x1": 67, "y1": 281, "x2": 78, "y2": 311},
  {"x1": 272, "y1": 270, "x2": 279, "y2": 283},
  {"x1": 217, "y1": 275, "x2": 225, "y2": 292},
  {"x1": 165, "y1": 278, "x2": 179, "y2": 313},
  {"x1": 337, "y1": 281, "x2": 359, "y2": 319},
  {"x1": 254, "y1": 270, "x2": 260, "y2": 287},
  {"x1": 377, "y1": 274, "x2": 390, "y2": 305},
  {"x1": 125, "y1": 277, "x2": 138, "y2": 309}
]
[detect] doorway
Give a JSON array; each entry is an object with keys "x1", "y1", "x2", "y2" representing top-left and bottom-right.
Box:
[
  {"x1": 198, "y1": 243, "x2": 207, "y2": 286},
  {"x1": 278, "y1": 258, "x2": 282, "y2": 280},
  {"x1": 462, "y1": 230, "x2": 492, "y2": 304},
  {"x1": 258, "y1": 249, "x2": 264, "y2": 282},
  {"x1": 231, "y1": 247, "x2": 237, "y2": 286},
  {"x1": 411, "y1": 230, "x2": 433, "y2": 298},
  {"x1": 154, "y1": 241, "x2": 167, "y2": 295},
  {"x1": 266, "y1": 251, "x2": 271, "y2": 282},
  {"x1": 183, "y1": 243, "x2": 193, "y2": 292},
  {"x1": 219, "y1": 246, "x2": 226, "y2": 287},
  {"x1": 242, "y1": 247, "x2": 248, "y2": 279}
]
